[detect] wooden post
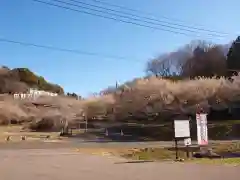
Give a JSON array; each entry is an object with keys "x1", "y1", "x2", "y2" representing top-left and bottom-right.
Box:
[
  {"x1": 186, "y1": 145, "x2": 190, "y2": 159},
  {"x1": 85, "y1": 114, "x2": 88, "y2": 132},
  {"x1": 175, "y1": 138, "x2": 179, "y2": 160},
  {"x1": 79, "y1": 121, "x2": 81, "y2": 132}
]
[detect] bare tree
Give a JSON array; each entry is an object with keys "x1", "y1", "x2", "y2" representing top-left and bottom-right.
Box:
[
  {"x1": 146, "y1": 40, "x2": 227, "y2": 78},
  {"x1": 146, "y1": 54, "x2": 177, "y2": 77}
]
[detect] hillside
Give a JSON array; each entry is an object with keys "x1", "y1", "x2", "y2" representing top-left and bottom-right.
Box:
[
  {"x1": 0, "y1": 66, "x2": 64, "y2": 94},
  {"x1": 0, "y1": 66, "x2": 84, "y2": 130},
  {"x1": 1, "y1": 71, "x2": 240, "y2": 137},
  {"x1": 1, "y1": 38, "x2": 240, "y2": 133}
]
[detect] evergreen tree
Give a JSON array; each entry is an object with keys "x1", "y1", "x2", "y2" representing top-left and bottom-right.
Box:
[{"x1": 227, "y1": 36, "x2": 240, "y2": 75}]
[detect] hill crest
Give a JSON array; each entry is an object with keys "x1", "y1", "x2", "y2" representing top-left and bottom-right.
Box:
[{"x1": 0, "y1": 66, "x2": 64, "y2": 94}]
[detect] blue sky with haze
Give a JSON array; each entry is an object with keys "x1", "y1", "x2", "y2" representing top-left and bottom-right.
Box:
[{"x1": 0, "y1": 0, "x2": 239, "y2": 97}]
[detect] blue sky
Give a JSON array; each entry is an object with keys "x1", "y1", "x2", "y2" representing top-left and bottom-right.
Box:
[{"x1": 0, "y1": 0, "x2": 239, "y2": 97}]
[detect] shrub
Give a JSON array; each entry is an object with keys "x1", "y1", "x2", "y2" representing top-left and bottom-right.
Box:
[
  {"x1": 81, "y1": 75, "x2": 240, "y2": 121},
  {"x1": 29, "y1": 117, "x2": 55, "y2": 131}
]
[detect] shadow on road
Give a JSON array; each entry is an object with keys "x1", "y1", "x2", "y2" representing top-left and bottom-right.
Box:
[{"x1": 221, "y1": 152, "x2": 240, "y2": 158}]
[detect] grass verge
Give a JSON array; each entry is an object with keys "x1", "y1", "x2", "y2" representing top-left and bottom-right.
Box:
[
  {"x1": 0, "y1": 125, "x2": 63, "y2": 142},
  {"x1": 190, "y1": 158, "x2": 240, "y2": 165},
  {"x1": 75, "y1": 142, "x2": 240, "y2": 166}
]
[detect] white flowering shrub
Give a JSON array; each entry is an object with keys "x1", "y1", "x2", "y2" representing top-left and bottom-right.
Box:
[{"x1": 80, "y1": 75, "x2": 240, "y2": 120}]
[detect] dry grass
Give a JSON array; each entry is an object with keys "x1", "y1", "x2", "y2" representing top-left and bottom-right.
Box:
[
  {"x1": 0, "y1": 125, "x2": 62, "y2": 142},
  {"x1": 190, "y1": 158, "x2": 240, "y2": 166},
  {"x1": 0, "y1": 94, "x2": 85, "y2": 130},
  {"x1": 1, "y1": 75, "x2": 240, "y2": 130},
  {"x1": 75, "y1": 147, "x2": 143, "y2": 158},
  {"x1": 74, "y1": 142, "x2": 240, "y2": 166},
  {"x1": 86, "y1": 75, "x2": 240, "y2": 121},
  {"x1": 74, "y1": 147, "x2": 187, "y2": 161},
  {"x1": 211, "y1": 142, "x2": 240, "y2": 153}
]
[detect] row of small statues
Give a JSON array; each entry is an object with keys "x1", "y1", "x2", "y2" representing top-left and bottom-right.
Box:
[{"x1": 6, "y1": 136, "x2": 27, "y2": 141}]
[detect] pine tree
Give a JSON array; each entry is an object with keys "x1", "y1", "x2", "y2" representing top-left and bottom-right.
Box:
[{"x1": 227, "y1": 36, "x2": 240, "y2": 75}]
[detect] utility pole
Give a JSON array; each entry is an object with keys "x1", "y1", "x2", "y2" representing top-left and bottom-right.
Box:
[
  {"x1": 83, "y1": 113, "x2": 88, "y2": 132},
  {"x1": 85, "y1": 116, "x2": 88, "y2": 132}
]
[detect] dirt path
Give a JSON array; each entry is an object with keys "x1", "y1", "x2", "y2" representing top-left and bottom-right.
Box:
[{"x1": 0, "y1": 148, "x2": 239, "y2": 180}]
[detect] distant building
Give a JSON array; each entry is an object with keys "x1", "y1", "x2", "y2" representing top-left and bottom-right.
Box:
[
  {"x1": 29, "y1": 88, "x2": 58, "y2": 97},
  {"x1": 13, "y1": 88, "x2": 58, "y2": 100}
]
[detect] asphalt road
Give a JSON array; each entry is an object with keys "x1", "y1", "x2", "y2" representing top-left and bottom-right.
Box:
[{"x1": 0, "y1": 149, "x2": 238, "y2": 180}]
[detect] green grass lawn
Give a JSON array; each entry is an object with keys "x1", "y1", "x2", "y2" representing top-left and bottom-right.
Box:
[
  {"x1": 122, "y1": 148, "x2": 176, "y2": 161},
  {"x1": 190, "y1": 158, "x2": 240, "y2": 165},
  {"x1": 122, "y1": 149, "x2": 240, "y2": 165},
  {"x1": 121, "y1": 142, "x2": 240, "y2": 165}
]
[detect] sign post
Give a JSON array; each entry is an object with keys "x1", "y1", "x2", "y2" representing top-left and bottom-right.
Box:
[
  {"x1": 196, "y1": 113, "x2": 208, "y2": 146},
  {"x1": 174, "y1": 138, "x2": 179, "y2": 160},
  {"x1": 174, "y1": 120, "x2": 191, "y2": 160}
]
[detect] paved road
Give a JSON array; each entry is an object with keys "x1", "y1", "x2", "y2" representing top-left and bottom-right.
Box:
[{"x1": 0, "y1": 149, "x2": 238, "y2": 180}]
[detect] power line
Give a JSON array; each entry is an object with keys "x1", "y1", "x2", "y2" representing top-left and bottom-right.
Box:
[
  {"x1": 56, "y1": 0, "x2": 222, "y2": 36},
  {"x1": 29, "y1": 0, "x2": 225, "y2": 39},
  {"x1": 69, "y1": 0, "x2": 227, "y2": 36},
  {"x1": 90, "y1": 0, "x2": 228, "y2": 35},
  {"x1": 39, "y1": 0, "x2": 225, "y2": 37},
  {"x1": 0, "y1": 38, "x2": 134, "y2": 60}
]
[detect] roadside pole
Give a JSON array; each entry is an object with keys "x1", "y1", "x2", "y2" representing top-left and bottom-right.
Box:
[
  {"x1": 174, "y1": 138, "x2": 179, "y2": 160},
  {"x1": 85, "y1": 113, "x2": 88, "y2": 132}
]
